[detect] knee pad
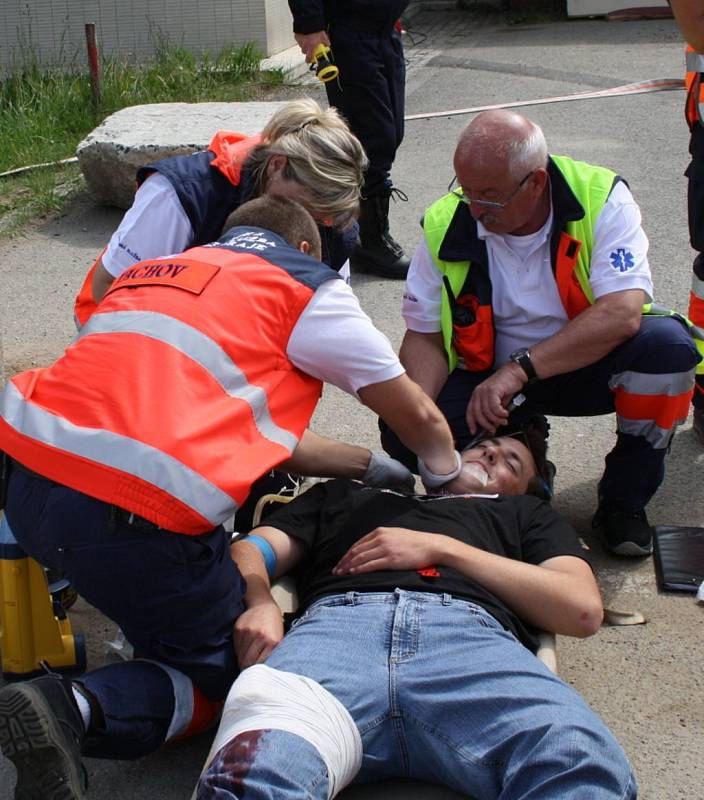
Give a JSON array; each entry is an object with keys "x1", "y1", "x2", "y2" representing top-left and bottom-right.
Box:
[{"x1": 199, "y1": 664, "x2": 362, "y2": 799}]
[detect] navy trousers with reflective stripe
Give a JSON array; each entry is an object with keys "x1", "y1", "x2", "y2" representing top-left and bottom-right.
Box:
[
  {"x1": 4, "y1": 467, "x2": 245, "y2": 758},
  {"x1": 381, "y1": 316, "x2": 699, "y2": 512}
]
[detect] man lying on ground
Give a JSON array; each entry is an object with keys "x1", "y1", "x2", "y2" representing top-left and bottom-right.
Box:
[{"x1": 197, "y1": 430, "x2": 637, "y2": 800}]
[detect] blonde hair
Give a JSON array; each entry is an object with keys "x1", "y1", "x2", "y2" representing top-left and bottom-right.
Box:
[{"x1": 247, "y1": 98, "x2": 368, "y2": 229}]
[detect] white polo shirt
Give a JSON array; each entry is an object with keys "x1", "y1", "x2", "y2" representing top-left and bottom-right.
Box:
[
  {"x1": 289, "y1": 278, "x2": 404, "y2": 395},
  {"x1": 402, "y1": 180, "x2": 653, "y2": 367}
]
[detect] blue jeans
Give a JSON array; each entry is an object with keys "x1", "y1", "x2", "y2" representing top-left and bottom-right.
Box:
[{"x1": 199, "y1": 591, "x2": 636, "y2": 800}]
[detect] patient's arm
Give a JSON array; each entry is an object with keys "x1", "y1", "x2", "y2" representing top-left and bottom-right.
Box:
[
  {"x1": 230, "y1": 526, "x2": 305, "y2": 669},
  {"x1": 333, "y1": 527, "x2": 603, "y2": 639}
]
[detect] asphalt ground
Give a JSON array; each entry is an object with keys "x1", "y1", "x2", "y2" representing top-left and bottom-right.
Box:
[{"x1": 1, "y1": 7, "x2": 703, "y2": 799}]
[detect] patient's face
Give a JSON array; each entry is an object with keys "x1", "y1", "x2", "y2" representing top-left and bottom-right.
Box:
[{"x1": 441, "y1": 436, "x2": 537, "y2": 496}]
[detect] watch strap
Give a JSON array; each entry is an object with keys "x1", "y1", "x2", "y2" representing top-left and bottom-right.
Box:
[{"x1": 511, "y1": 349, "x2": 537, "y2": 382}]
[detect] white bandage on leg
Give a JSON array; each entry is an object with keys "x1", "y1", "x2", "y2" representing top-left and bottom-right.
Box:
[{"x1": 198, "y1": 664, "x2": 362, "y2": 799}]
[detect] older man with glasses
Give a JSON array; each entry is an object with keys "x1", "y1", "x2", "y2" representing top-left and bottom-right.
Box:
[{"x1": 382, "y1": 109, "x2": 701, "y2": 557}]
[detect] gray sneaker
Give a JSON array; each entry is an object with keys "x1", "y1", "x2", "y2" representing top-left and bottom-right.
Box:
[{"x1": 0, "y1": 673, "x2": 87, "y2": 800}]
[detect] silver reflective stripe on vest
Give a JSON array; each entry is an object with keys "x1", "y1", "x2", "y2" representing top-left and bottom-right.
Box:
[
  {"x1": 1, "y1": 381, "x2": 236, "y2": 525},
  {"x1": 686, "y1": 50, "x2": 704, "y2": 73},
  {"x1": 79, "y1": 310, "x2": 298, "y2": 452},
  {"x1": 608, "y1": 369, "x2": 694, "y2": 397},
  {"x1": 692, "y1": 274, "x2": 704, "y2": 302}
]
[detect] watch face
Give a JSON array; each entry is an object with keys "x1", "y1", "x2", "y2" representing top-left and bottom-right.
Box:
[{"x1": 511, "y1": 348, "x2": 529, "y2": 360}]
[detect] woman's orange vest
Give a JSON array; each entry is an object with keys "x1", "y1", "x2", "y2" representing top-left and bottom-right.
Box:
[
  {"x1": 1, "y1": 232, "x2": 333, "y2": 534},
  {"x1": 73, "y1": 132, "x2": 261, "y2": 329}
]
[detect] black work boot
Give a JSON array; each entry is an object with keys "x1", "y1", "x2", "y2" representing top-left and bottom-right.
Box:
[
  {"x1": 350, "y1": 188, "x2": 410, "y2": 279},
  {"x1": 0, "y1": 673, "x2": 88, "y2": 799},
  {"x1": 592, "y1": 503, "x2": 653, "y2": 557}
]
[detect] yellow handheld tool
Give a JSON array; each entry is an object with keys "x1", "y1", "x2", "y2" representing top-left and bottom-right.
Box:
[
  {"x1": 310, "y1": 43, "x2": 339, "y2": 83},
  {"x1": 0, "y1": 515, "x2": 85, "y2": 679}
]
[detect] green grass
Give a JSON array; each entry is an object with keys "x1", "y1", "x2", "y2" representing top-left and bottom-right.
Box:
[{"x1": 0, "y1": 41, "x2": 285, "y2": 235}]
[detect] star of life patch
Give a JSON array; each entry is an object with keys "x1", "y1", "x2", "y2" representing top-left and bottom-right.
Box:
[{"x1": 609, "y1": 248, "x2": 636, "y2": 272}]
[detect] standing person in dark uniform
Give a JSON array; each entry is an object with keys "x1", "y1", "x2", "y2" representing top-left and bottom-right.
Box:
[
  {"x1": 289, "y1": 0, "x2": 411, "y2": 280},
  {"x1": 671, "y1": 0, "x2": 704, "y2": 443}
]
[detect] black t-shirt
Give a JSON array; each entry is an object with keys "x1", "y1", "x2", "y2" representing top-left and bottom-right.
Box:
[{"x1": 262, "y1": 479, "x2": 589, "y2": 652}]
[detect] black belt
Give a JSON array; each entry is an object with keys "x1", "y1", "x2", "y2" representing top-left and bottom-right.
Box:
[{"x1": 9, "y1": 457, "x2": 160, "y2": 532}]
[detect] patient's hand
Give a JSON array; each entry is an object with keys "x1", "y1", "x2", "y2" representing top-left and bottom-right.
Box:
[
  {"x1": 332, "y1": 527, "x2": 442, "y2": 575},
  {"x1": 233, "y1": 600, "x2": 284, "y2": 670}
]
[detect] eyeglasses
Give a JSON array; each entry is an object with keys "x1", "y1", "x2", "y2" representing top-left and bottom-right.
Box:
[{"x1": 448, "y1": 170, "x2": 536, "y2": 210}]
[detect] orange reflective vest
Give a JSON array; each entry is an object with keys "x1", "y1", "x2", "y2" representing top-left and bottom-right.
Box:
[
  {"x1": 1, "y1": 231, "x2": 335, "y2": 534},
  {"x1": 73, "y1": 132, "x2": 261, "y2": 329},
  {"x1": 685, "y1": 44, "x2": 704, "y2": 130}
]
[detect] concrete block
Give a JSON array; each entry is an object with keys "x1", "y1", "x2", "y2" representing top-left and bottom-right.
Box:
[{"x1": 76, "y1": 101, "x2": 287, "y2": 209}]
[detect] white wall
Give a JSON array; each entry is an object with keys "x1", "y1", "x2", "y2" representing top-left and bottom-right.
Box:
[
  {"x1": 566, "y1": 0, "x2": 668, "y2": 16},
  {"x1": 0, "y1": 0, "x2": 295, "y2": 72}
]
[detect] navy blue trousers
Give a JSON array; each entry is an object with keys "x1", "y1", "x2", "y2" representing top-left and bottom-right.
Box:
[
  {"x1": 4, "y1": 468, "x2": 245, "y2": 759},
  {"x1": 382, "y1": 316, "x2": 699, "y2": 512},
  {"x1": 325, "y1": 22, "x2": 406, "y2": 196}
]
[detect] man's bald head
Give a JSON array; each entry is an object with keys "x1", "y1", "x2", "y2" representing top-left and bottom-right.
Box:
[
  {"x1": 451, "y1": 111, "x2": 551, "y2": 236},
  {"x1": 454, "y1": 110, "x2": 548, "y2": 181}
]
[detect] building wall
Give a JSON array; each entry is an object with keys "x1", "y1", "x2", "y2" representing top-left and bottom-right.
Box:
[
  {"x1": 264, "y1": 0, "x2": 296, "y2": 57},
  {"x1": 566, "y1": 0, "x2": 666, "y2": 14},
  {"x1": 0, "y1": 0, "x2": 294, "y2": 71}
]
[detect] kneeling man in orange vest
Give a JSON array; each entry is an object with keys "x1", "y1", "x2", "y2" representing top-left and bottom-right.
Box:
[{"x1": 0, "y1": 196, "x2": 462, "y2": 799}]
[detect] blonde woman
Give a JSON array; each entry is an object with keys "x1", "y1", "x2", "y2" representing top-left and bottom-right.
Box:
[{"x1": 74, "y1": 98, "x2": 367, "y2": 328}]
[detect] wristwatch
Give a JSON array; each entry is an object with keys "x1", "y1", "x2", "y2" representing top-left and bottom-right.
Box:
[{"x1": 508, "y1": 347, "x2": 538, "y2": 383}]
